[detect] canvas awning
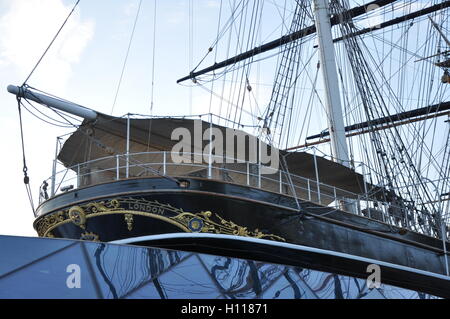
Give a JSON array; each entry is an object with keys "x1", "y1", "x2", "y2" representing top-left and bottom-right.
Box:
[{"x1": 58, "y1": 114, "x2": 381, "y2": 199}]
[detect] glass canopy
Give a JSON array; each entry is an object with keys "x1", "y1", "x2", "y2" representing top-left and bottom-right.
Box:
[{"x1": 0, "y1": 235, "x2": 439, "y2": 299}]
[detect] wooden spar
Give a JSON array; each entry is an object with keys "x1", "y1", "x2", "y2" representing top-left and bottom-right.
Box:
[
  {"x1": 177, "y1": 1, "x2": 450, "y2": 84},
  {"x1": 327, "y1": 1, "x2": 450, "y2": 45},
  {"x1": 176, "y1": 0, "x2": 396, "y2": 83},
  {"x1": 7, "y1": 85, "x2": 97, "y2": 121},
  {"x1": 306, "y1": 101, "x2": 450, "y2": 141},
  {"x1": 287, "y1": 111, "x2": 450, "y2": 151}
]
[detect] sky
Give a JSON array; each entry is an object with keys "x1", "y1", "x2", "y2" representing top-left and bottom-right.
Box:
[
  {"x1": 0, "y1": 0, "x2": 446, "y2": 237},
  {"x1": 0, "y1": 0, "x2": 238, "y2": 237},
  {"x1": 0, "y1": 0, "x2": 297, "y2": 237}
]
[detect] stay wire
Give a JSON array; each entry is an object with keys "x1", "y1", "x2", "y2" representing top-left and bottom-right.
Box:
[
  {"x1": 22, "y1": 0, "x2": 81, "y2": 86},
  {"x1": 20, "y1": 86, "x2": 81, "y2": 128},
  {"x1": 111, "y1": 0, "x2": 143, "y2": 115},
  {"x1": 22, "y1": 99, "x2": 74, "y2": 128},
  {"x1": 16, "y1": 94, "x2": 36, "y2": 215},
  {"x1": 150, "y1": 0, "x2": 157, "y2": 115},
  {"x1": 25, "y1": 85, "x2": 84, "y2": 123}
]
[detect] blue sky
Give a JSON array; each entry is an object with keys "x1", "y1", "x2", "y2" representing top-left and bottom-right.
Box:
[
  {"x1": 0, "y1": 0, "x2": 289, "y2": 236},
  {"x1": 0, "y1": 0, "x2": 447, "y2": 236},
  {"x1": 0, "y1": 0, "x2": 227, "y2": 236}
]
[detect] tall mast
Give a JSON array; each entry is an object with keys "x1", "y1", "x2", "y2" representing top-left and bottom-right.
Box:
[{"x1": 313, "y1": 0, "x2": 350, "y2": 166}]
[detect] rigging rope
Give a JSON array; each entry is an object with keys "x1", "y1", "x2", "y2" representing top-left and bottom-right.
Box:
[
  {"x1": 22, "y1": 0, "x2": 81, "y2": 86},
  {"x1": 189, "y1": 0, "x2": 194, "y2": 114},
  {"x1": 15, "y1": 0, "x2": 82, "y2": 214},
  {"x1": 331, "y1": 0, "x2": 446, "y2": 234},
  {"x1": 150, "y1": 0, "x2": 157, "y2": 115},
  {"x1": 16, "y1": 93, "x2": 36, "y2": 215},
  {"x1": 111, "y1": 0, "x2": 143, "y2": 115}
]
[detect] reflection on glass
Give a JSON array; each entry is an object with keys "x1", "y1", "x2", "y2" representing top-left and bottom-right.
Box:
[
  {"x1": 0, "y1": 242, "x2": 98, "y2": 299},
  {"x1": 0, "y1": 236, "x2": 75, "y2": 277},
  {"x1": 84, "y1": 242, "x2": 189, "y2": 299},
  {"x1": 0, "y1": 236, "x2": 441, "y2": 299},
  {"x1": 158, "y1": 255, "x2": 220, "y2": 299},
  {"x1": 198, "y1": 254, "x2": 286, "y2": 299}
]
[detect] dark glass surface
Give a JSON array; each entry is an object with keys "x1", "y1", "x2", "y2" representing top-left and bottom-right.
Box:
[
  {"x1": 0, "y1": 235, "x2": 440, "y2": 299},
  {"x1": 0, "y1": 240, "x2": 97, "y2": 298},
  {"x1": 0, "y1": 236, "x2": 74, "y2": 277}
]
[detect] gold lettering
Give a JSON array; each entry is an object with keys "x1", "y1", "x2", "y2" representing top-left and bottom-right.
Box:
[{"x1": 128, "y1": 202, "x2": 166, "y2": 215}]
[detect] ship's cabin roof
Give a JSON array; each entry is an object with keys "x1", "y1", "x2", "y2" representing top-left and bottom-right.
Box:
[{"x1": 56, "y1": 113, "x2": 381, "y2": 206}]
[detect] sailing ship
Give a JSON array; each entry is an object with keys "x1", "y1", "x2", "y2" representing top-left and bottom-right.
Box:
[{"x1": 3, "y1": 0, "x2": 450, "y2": 298}]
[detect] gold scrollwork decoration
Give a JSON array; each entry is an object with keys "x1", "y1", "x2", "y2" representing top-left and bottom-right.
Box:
[
  {"x1": 124, "y1": 214, "x2": 134, "y2": 231},
  {"x1": 171, "y1": 210, "x2": 285, "y2": 242},
  {"x1": 35, "y1": 197, "x2": 285, "y2": 242},
  {"x1": 34, "y1": 211, "x2": 66, "y2": 238},
  {"x1": 80, "y1": 232, "x2": 100, "y2": 242},
  {"x1": 68, "y1": 206, "x2": 86, "y2": 229}
]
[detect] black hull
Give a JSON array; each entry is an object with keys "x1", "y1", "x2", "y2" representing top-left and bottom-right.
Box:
[{"x1": 35, "y1": 177, "x2": 450, "y2": 297}]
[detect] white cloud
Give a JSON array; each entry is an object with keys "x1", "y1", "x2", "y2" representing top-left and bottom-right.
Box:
[
  {"x1": 0, "y1": 0, "x2": 94, "y2": 93},
  {"x1": 0, "y1": 0, "x2": 94, "y2": 237}
]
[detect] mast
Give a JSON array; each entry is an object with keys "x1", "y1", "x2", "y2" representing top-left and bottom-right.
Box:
[
  {"x1": 313, "y1": 0, "x2": 350, "y2": 166},
  {"x1": 176, "y1": 1, "x2": 450, "y2": 83},
  {"x1": 177, "y1": 0, "x2": 396, "y2": 84}
]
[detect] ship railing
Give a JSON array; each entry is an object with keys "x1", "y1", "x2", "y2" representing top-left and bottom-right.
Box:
[{"x1": 39, "y1": 151, "x2": 437, "y2": 235}]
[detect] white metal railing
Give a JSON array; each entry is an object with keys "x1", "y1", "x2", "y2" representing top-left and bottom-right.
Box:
[
  {"x1": 42, "y1": 152, "x2": 355, "y2": 200},
  {"x1": 37, "y1": 151, "x2": 446, "y2": 239}
]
